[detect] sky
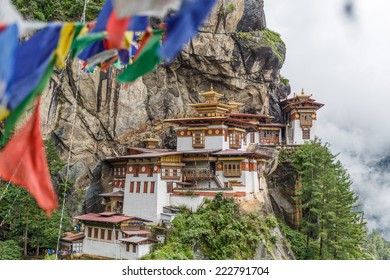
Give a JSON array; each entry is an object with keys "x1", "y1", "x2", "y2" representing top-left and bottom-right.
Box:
[{"x1": 264, "y1": 0, "x2": 390, "y2": 238}]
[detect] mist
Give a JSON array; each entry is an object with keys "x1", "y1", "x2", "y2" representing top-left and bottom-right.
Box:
[{"x1": 265, "y1": 0, "x2": 390, "y2": 238}]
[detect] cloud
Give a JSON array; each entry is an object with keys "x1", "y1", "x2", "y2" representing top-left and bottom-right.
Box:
[{"x1": 265, "y1": 0, "x2": 390, "y2": 238}]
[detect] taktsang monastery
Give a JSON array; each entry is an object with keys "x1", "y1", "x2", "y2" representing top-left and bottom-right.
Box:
[{"x1": 74, "y1": 88, "x2": 323, "y2": 259}]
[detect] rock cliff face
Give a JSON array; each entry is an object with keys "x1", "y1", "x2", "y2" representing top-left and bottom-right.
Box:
[{"x1": 39, "y1": 0, "x2": 290, "y2": 213}]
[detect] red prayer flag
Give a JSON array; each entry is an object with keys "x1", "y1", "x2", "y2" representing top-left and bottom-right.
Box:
[
  {"x1": 133, "y1": 28, "x2": 152, "y2": 60},
  {"x1": 0, "y1": 98, "x2": 58, "y2": 217},
  {"x1": 106, "y1": 10, "x2": 130, "y2": 49},
  {"x1": 0, "y1": 24, "x2": 8, "y2": 32}
]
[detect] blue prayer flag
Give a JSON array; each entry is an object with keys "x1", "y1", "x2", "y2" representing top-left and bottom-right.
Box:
[
  {"x1": 92, "y1": 0, "x2": 113, "y2": 32},
  {"x1": 6, "y1": 24, "x2": 61, "y2": 110},
  {"x1": 128, "y1": 16, "x2": 148, "y2": 31},
  {"x1": 158, "y1": 0, "x2": 217, "y2": 61},
  {"x1": 0, "y1": 24, "x2": 18, "y2": 102}
]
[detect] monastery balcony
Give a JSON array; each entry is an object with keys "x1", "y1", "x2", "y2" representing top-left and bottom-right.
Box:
[
  {"x1": 259, "y1": 139, "x2": 280, "y2": 145},
  {"x1": 182, "y1": 167, "x2": 214, "y2": 181}
]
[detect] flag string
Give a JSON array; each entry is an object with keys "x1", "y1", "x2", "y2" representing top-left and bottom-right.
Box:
[{"x1": 55, "y1": 0, "x2": 89, "y2": 259}]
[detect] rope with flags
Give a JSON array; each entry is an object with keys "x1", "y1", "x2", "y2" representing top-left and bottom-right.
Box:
[{"x1": 0, "y1": 0, "x2": 218, "y2": 215}]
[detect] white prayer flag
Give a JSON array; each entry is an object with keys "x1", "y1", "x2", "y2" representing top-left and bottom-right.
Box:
[
  {"x1": 0, "y1": 0, "x2": 47, "y2": 36},
  {"x1": 87, "y1": 49, "x2": 118, "y2": 68},
  {"x1": 112, "y1": 0, "x2": 182, "y2": 19}
]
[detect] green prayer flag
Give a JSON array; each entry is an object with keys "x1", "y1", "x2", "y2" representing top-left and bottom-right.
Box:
[
  {"x1": 70, "y1": 32, "x2": 106, "y2": 59},
  {"x1": 112, "y1": 59, "x2": 122, "y2": 69},
  {"x1": 117, "y1": 30, "x2": 163, "y2": 83},
  {"x1": 2, "y1": 59, "x2": 55, "y2": 145},
  {"x1": 73, "y1": 23, "x2": 86, "y2": 39}
]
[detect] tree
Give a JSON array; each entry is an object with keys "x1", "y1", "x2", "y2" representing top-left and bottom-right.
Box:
[
  {"x1": 0, "y1": 138, "x2": 72, "y2": 258},
  {"x1": 364, "y1": 230, "x2": 390, "y2": 260},
  {"x1": 0, "y1": 240, "x2": 22, "y2": 260},
  {"x1": 144, "y1": 194, "x2": 278, "y2": 260},
  {"x1": 12, "y1": 0, "x2": 104, "y2": 22},
  {"x1": 292, "y1": 140, "x2": 366, "y2": 259}
]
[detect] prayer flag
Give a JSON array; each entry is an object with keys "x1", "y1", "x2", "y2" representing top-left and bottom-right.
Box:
[
  {"x1": 87, "y1": 49, "x2": 118, "y2": 68},
  {"x1": 117, "y1": 30, "x2": 163, "y2": 83},
  {"x1": 2, "y1": 59, "x2": 55, "y2": 145},
  {"x1": 112, "y1": 0, "x2": 181, "y2": 18},
  {"x1": 159, "y1": 0, "x2": 217, "y2": 61},
  {"x1": 71, "y1": 32, "x2": 106, "y2": 59},
  {"x1": 0, "y1": 24, "x2": 17, "y2": 119},
  {"x1": 0, "y1": 0, "x2": 47, "y2": 36},
  {"x1": 55, "y1": 23, "x2": 76, "y2": 69},
  {"x1": 106, "y1": 10, "x2": 130, "y2": 49},
  {"x1": 0, "y1": 98, "x2": 58, "y2": 217},
  {"x1": 128, "y1": 16, "x2": 148, "y2": 31},
  {"x1": 6, "y1": 24, "x2": 61, "y2": 110}
]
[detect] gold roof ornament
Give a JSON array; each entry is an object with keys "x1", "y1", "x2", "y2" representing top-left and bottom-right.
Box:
[
  {"x1": 142, "y1": 137, "x2": 159, "y2": 149},
  {"x1": 199, "y1": 85, "x2": 223, "y2": 103}
]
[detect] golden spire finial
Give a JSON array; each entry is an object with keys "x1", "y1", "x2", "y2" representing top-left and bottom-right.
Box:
[
  {"x1": 301, "y1": 88, "x2": 305, "y2": 95},
  {"x1": 210, "y1": 84, "x2": 214, "y2": 92}
]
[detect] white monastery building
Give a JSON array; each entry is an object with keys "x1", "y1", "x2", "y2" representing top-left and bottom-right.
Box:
[{"x1": 74, "y1": 88, "x2": 323, "y2": 259}]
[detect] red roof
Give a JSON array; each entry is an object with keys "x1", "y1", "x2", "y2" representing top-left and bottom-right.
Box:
[
  {"x1": 212, "y1": 150, "x2": 254, "y2": 156},
  {"x1": 60, "y1": 232, "x2": 85, "y2": 242},
  {"x1": 259, "y1": 123, "x2": 286, "y2": 128},
  {"x1": 225, "y1": 113, "x2": 272, "y2": 119},
  {"x1": 74, "y1": 213, "x2": 150, "y2": 224},
  {"x1": 164, "y1": 116, "x2": 228, "y2": 123},
  {"x1": 128, "y1": 147, "x2": 173, "y2": 154},
  {"x1": 106, "y1": 151, "x2": 182, "y2": 161},
  {"x1": 121, "y1": 230, "x2": 150, "y2": 236},
  {"x1": 181, "y1": 149, "x2": 221, "y2": 154}
]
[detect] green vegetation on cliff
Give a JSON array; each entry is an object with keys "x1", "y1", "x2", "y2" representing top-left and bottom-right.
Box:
[
  {"x1": 12, "y1": 0, "x2": 104, "y2": 22},
  {"x1": 144, "y1": 194, "x2": 279, "y2": 260},
  {"x1": 281, "y1": 140, "x2": 367, "y2": 259},
  {"x1": 234, "y1": 28, "x2": 285, "y2": 63},
  {"x1": 364, "y1": 230, "x2": 390, "y2": 260}
]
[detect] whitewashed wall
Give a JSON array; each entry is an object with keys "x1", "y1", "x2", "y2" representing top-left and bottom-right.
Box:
[{"x1": 170, "y1": 195, "x2": 205, "y2": 212}]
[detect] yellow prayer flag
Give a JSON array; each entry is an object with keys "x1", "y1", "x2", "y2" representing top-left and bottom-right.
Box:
[
  {"x1": 55, "y1": 23, "x2": 76, "y2": 69},
  {"x1": 124, "y1": 31, "x2": 134, "y2": 49},
  {"x1": 0, "y1": 105, "x2": 10, "y2": 122}
]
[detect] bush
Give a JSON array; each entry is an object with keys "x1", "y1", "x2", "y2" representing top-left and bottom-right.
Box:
[{"x1": 0, "y1": 240, "x2": 23, "y2": 260}]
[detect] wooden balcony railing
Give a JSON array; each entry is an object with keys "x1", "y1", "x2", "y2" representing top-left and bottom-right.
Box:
[{"x1": 182, "y1": 167, "x2": 214, "y2": 181}]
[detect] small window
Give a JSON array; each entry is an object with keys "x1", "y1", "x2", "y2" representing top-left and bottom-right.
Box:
[
  {"x1": 107, "y1": 230, "x2": 112, "y2": 241},
  {"x1": 100, "y1": 229, "x2": 105, "y2": 240},
  {"x1": 150, "y1": 182, "x2": 155, "y2": 193},
  {"x1": 143, "y1": 182, "x2": 148, "y2": 193},
  {"x1": 148, "y1": 166, "x2": 153, "y2": 177},
  {"x1": 134, "y1": 166, "x2": 139, "y2": 177},
  {"x1": 136, "y1": 182, "x2": 141, "y2": 193},
  {"x1": 229, "y1": 131, "x2": 241, "y2": 149},
  {"x1": 223, "y1": 162, "x2": 242, "y2": 177},
  {"x1": 192, "y1": 131, "x2": 205, "y2": 148},
  {"x1": 250, "y1": 132, "x2": 255, "y2": 143},
  {"x1": 132, "y1": 244, "x2": 137, "y2": 253},
  {"x1": 300, "y1": 114, "x2": 312, "y2": 126},
  {"x1": 130, "y1": 182, "x2": 134, "y2": 193},
  {"x1": 126, "y1": 243, "x2": 130, "y2": 252},
  {"x1": 302, "y1": 128, "x2": 310, "y2": 140},
  {"x1": 167, "y1": 182, "x2": 173, "y2": 193},
  {"x1": 94, "y1": 228, "x2": 98, "y2": 239},
  {"x1": 115, "y1": 231, "x2": 119, "y2": 240},
  {"x1": 87, "y1": 227, "x2": 92, "y2": 238}
]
